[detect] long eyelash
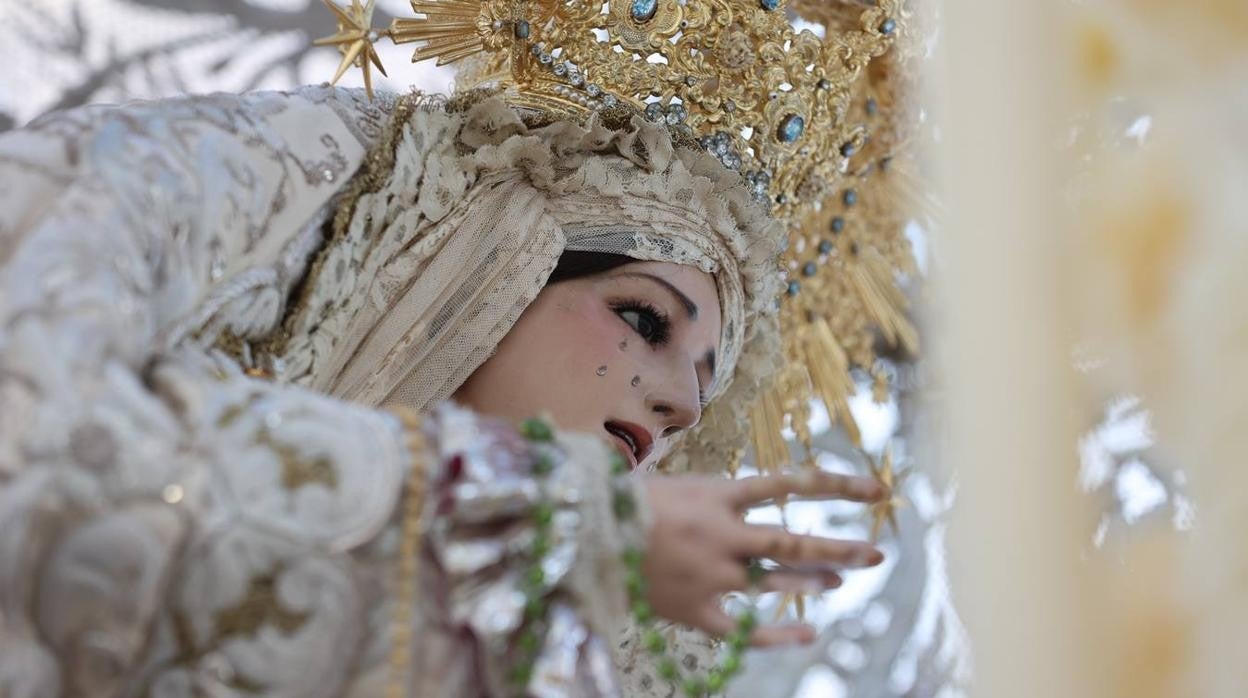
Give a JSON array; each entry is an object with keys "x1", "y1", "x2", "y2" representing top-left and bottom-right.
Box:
[{"x1": 610, "y1": 299, "x2": 672, "y2": 346}]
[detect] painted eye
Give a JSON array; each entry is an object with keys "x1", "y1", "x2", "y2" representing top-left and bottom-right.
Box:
[
  {"x1": 612, "y1": 301, "x2": 671, "y2": 346},
  {"x1": 614, "y1": 302, "x2": 673, "y2": 344},
  {"x1": 619, "y1": 308, "x2": 658, "y2": 341}
]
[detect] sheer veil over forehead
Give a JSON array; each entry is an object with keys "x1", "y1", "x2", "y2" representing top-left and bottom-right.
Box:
[{"x1": 276, "y1": 93, "x2": 783, "y2": 472}]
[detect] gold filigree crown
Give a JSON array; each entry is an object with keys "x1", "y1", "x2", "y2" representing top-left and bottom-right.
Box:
[
  {"x1": 318, "y1": 0, "x2": 899, "y2": 213},
  {"x1": 318, "y1": 0, "x2": 923, "y2": 486}
]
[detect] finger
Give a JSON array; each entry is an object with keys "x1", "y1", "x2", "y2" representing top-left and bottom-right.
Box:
[
  {"x1": 736, "y1": 527, "x2": 884, "y2": 568},
  {"x1": 696, "y1": 607, "x2": 737, "y2": 637},
  {"x1": 728, "y1": 471, "x2": 883, "y2": 509},
  {"x1": 766, "y1": 558, "x2": 857, "y2": 576},
  {"x1": 759, "y1": 569, "x2": 843, "y2": 594},
  {"x1": 696, "y1": 608, "x2": 816, "y2": 648},
  {"x1": 749, "y1": 624, "x2": 816, "y2": 648},
  {"x1": 709, "y1": 561, "x2": 750, "y2": 592}
]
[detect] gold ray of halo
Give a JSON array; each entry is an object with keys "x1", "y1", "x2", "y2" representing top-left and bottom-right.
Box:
[
  {"x1": 315, "y1": 0, "x2": 388, "y2": 99},
  {"x1": 390, "y1": 0, "x2": 486, "y2": 66},
  {"x1": 867, "y1": 447, "x2": 910, "y2": 542}
]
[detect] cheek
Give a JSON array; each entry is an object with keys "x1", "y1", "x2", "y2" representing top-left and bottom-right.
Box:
[
  {"x1": 582, "y1": 303, "x2": 629, "y2": 352},
  {"x1": 468, "y1": 291, "x2": 633, "y2": 426},
  {"x1": 534, "y1": 294, "x2": 623, "y2": 363}
]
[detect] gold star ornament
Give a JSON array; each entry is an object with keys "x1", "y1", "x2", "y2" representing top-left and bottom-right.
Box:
[
  {"x1": 867, "y1": 448, "x2": 910, "y2": 543},
  {"x1": 315, "y1": 0, "x2": 388, "y2": 99}
]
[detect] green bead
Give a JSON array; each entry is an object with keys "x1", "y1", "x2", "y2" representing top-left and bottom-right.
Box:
[
  {"x1": 520, "y1": 418, "x2": 553, "y2": 442},
  {"x1": 526, "y1": 566, "x2": 545, "y2": 587},
  {"x1": 622, "y1": 548, "x2": 643, "y2": 569},
  {"x1": 737, "y1": 610, "x2": 758, "y2": 634},
  {"x1": 631, "y1": 600, "x2": 653, "y2": 623},
  {"x1": 509, "y1": 663, "x2": 533, "y2": 685},
  {"x1": 658, "y1": 658, "x2": 679, "y2": 681},
  {"x1": 626, "y1": 569, "x2": 646, "y2": 598},
  {"x1": 532, "y1": 533, "x2": 551, "y2": 557},
  {"x1": 519, "y1": 628, "x2": 540, "y2": 653},
  {"x1": 726, "y1": 631, "x2": 747, "y2": 653},
  {"x1": 613, "y1": 491, "x2": 636, "y2": 519},
  {"x1": 524, "y1": 596, "x2": 545, "y2": 620},
  {"x1": 643, "y1": 629, "x2": 666, "y2": 654},
  {"x1": 746, "y1": 559, "x2": 767, "y2": 586},
  {"x1": 706, "y1": 670, "x2": 725, "y2": 693},
  {"x1": 534, "y1": 503, "x2": 554, "y2": 527},
  {"x1": 682, "y1": 678, "x2": 707, "y2": 697},
  {"x1": 532, "y1": 453, "x2": 554, "y2": 475},
  {"x1": 720, "y1": 653, "x2": 741, "y2": 676},
  {"x1": 609, "y1": 451, "x2": 629, "y2": 474}
]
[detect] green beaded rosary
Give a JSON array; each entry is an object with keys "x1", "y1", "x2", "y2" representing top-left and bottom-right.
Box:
[{"x1": 513, "y1": 417, "x2": 759, "y2": 697}]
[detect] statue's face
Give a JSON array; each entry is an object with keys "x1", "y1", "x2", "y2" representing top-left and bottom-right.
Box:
[{"x1": 453, "y1": 260, "x2": 721, "y2": 470}]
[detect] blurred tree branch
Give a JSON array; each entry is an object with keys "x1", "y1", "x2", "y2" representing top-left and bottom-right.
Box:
[
  {"x1": 24, "y1": 0, "x2": 401, "y2": 122},
  {"x1": 120, "y1": 0, "x2": 398, "y2": 36}
]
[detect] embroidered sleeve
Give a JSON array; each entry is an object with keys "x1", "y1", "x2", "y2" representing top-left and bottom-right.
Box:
[
  {"x1": 0, "y1": 91, "x2": 647, "y2": 697},
  {"x1": 0, "y1": 87, "x2": 408, "y2": 697}
]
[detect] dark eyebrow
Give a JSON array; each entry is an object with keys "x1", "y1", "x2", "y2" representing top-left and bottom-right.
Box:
[{"x1": 621, "y1": 272, "x2": 698, "y2": 320}]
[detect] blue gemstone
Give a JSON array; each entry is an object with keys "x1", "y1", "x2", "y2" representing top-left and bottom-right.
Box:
[
  {"x1": 513, "y1": 20, "x2": 530, "y2": 39},
  {"x1": 843, "y1": 189, "x2": 858, "y2": 207},
  {"x1": 880, "y1": 18, "x2": 897, "y2": 35},
  {"x1": 786, "y1": 281, "x2": 801, "y2": 296},
  {"x1": 802, "y1": 262, "x2": 817, "y2": 277},
  {"x1": 631, "y1": 0, "x2": 658, "y2": 22},
  {"x1": 760, "y1": 0, "x2": 781, "y2": 10},
  {"x1": 818, "y1": 240, "x2": 833, "y2": 254},
  {"x1": 830, "y1": 216, "x2": 846, "y2": 233},
  {"x1": 777, "y1": 114, "x2": 805, "y2": 143},
  {"x1": 840, "y1": 141, "x2": 856, "y2": 157}
]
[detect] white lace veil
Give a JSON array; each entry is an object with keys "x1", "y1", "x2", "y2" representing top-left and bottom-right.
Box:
[{"x1": 276, "y1": 93, "x2": 783, "y2": 471}]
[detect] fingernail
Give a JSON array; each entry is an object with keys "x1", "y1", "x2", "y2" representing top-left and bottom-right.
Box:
[
  {"x1": 802, "y1": 579, "x2": 824, "y2": 594},
  {"x1": 850, "y1": 548, "x2": 884, "y2": 567}
]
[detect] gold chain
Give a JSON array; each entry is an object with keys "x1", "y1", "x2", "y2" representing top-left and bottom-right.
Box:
[{"x1": 386, "y1": 405, "x2": 428, "y2": 698}]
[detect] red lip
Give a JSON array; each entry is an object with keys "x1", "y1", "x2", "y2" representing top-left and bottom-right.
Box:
[{"x1": 603, "y1": 419, "x2": 654, "y2": 470}]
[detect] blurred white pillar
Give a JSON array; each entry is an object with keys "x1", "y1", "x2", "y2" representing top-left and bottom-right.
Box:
[{"x1": 935, "y1": 2, "x2": 1108, "y2": 696}]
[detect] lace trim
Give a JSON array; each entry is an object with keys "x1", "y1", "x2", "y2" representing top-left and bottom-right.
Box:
[{"x1": 269, "y1": 92, "x2": 784, "y2": 474}]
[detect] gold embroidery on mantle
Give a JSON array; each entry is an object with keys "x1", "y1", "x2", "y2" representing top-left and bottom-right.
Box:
[
  {"x1": 214, "y1": 573, "x2": 311, "y2": 638},
  {"x1": 257, "y1": 426, "x2": 341, "y2": 491}
]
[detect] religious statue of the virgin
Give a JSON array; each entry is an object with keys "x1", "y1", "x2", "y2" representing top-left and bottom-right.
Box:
[{"x1": 0, "y1": 0, "x2": 919, "y2": 695}]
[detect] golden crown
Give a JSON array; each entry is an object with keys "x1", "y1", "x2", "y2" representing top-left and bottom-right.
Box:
[
  {"x1": 317, "y1": 0, "x2": 922, "y2": 486},
  {"x1": 317, "y1": 0, "x2": 899, "y2": 210}
]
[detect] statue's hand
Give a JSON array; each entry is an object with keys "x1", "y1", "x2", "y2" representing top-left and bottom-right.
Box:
[{"x1": 639, "y1": 471, "x2": 885, "y2": 647}]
